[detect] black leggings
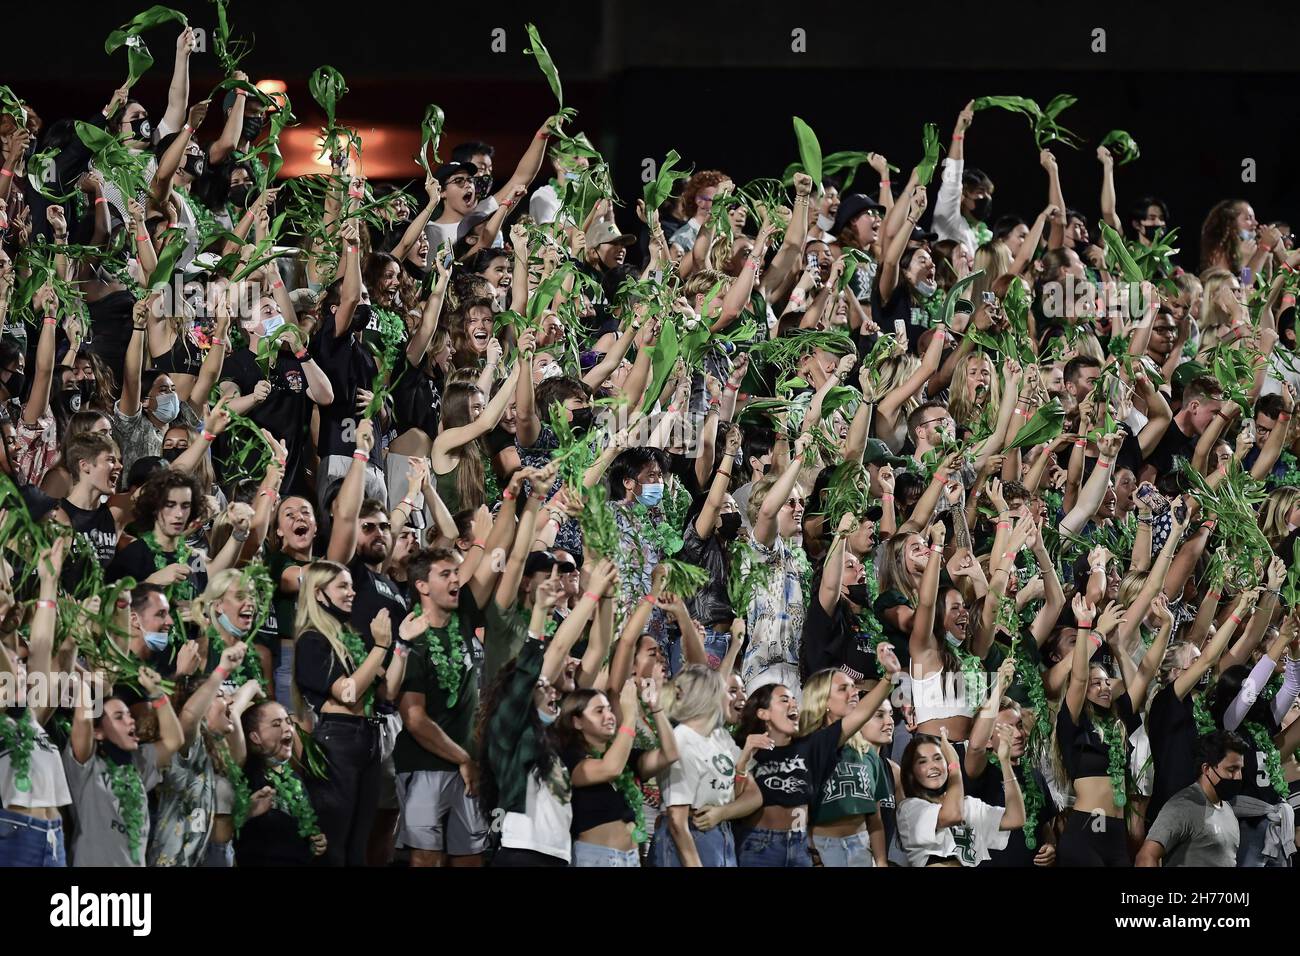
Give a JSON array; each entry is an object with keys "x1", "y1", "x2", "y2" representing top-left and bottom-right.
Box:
[
  {"x1": 306, "y1": 713, "x2": 381, "y2": 867},
  {"x1": 1057, "y1": 809, "x2": 1131, "y2": 867}
]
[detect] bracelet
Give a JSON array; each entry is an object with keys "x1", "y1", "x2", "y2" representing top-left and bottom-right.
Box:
[
  {"x1": 235, "y1": 89, "x2": 248, "y2": 98},
  {"x1": 1279, "y1": 412, "x2": 1292, "y2": 422},
  {"x1": 1096, "y1": 459, "x2": 1110, "y2": 469},
  {"x1": 294, "y1": 348, "x2": 309, "y2": 360},
  {"x1": 259, "y1": 488, "x2": 280, "y2": 504},
  {"x1": 352, "y1": 450, "x2": 370, "y2": 461},
  {"x1": 879, "y1": 179, "x2": 891, "y2": 186},
  {"x1": 346, "y1": 245, "x2": 359, "y2": 254},
  {"x1": 1077, "y1": 621, "x2": 1093, "y2": 630},
  {"x1": 1207, "y1": 591, "x2": 1222, "y2": 601},
  {"x1": 947, "y1": 761, "x2": 959, "y2": 772},
  {"x1": 1003, "y1": 552, "x2": 1016, "y2": 562},
  {"x1": 952, "y1": 134, "x2": 964, "y2": 141},
  {"x1": 275, "y1": 458, "x2": 287, "y2": 469},
  {"x1": 996, "y1": 521, "x2": 1011, "y2": 530},
  {"x1": 0, "y1": 168, "x2": 12, "y2": 178},
  {"x1": 882, "y1": 493, "x2": 895, "y2": 501},
  {"x1": 116, "y1": 598, "x2": 129, "y2": 610},
  {"x1": 271, "y1": 279, "x2": 284, "y2": 290},
  {"x1": 1261, "y1": 244, "x2": 1273, "y2": 253},
  {"x1": 502, "y1": 489, "x2": 516, "y2": 500},
  {"x1": 618, "y1": 726, "x2": 635, "y2": 738},
  {"x1": 724, "y1": 382, "x2": 739, "y2": 392},
  {"x1": 746, "y1": 257, "x2": 762, "y2": 270},
  {"x1": 1090, "y1": 566, "x2": 1106, "y2": 575},
  {"x1": 1074, "y1": 439, "x2": 1086, "y2": 448},
  {"x1": 580, "y1": 590, "x2": 602, "y2": 603},
  {"x1": 536, "y1": 129, "x2": 550, "y2": 139},
  {"x1": 151, "y1": 696, "x2": 169, "y2": 710},
  {"x1": 94, "y1": 197, "x2": 109, "y2": 206},
  {"x1": 43, "y1": 316, "x2": 58, "y2": 326},
  {"x1": 1089, "y1": 634, "x2": 1103, "y2": 649},
  {"x1": 182, "y1": 123, "x2": 193, "y2": 134},
  {"x1": 1201, "y1": 519, "x2": 1217, "y2": 530},
  {"x1": 136, "y1": 234, "x2": 149, "y2": 243},
  {"x1": 401, "y1": 497, "x2": 415, "y2": 509},
  {"x1": 35, "y1": 599, "x2": 56, "y2": 610},
  {"x1": 201, "y1": 430, "x2": 216, "y2": 442},
  {"x1": 1136, "y1": 515, "x2": 1154, "y2": 525},
  {"x1": 231, "y1": 528, "x2": 250, "y2": 543},
  {"x1": 393, "y1": 644, "x2": 410, "y2": 659},
  {"x1": 930, "y1": 546, "x2": 945, "y2": 555},
  {"x1": 1230, "y1": 614, "x2": 1244, "y2": 625},
  {"x1": 214, "y1": 665, "x2": 229, "y2": 679},
  {"x1": 735, "y1": 770, "x2": 748, "y2": 779},
  {"x1": 1013, "y1": 408, "x2": 1027, "y2": 417},
  {"x1": 642, "y1": 594, "x2": 658, "y2": 606}
]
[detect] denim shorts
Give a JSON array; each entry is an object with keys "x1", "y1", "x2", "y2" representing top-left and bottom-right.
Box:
[
  {"x1": 572, "y1": 841, "x2": 641, "y2": 867},
  {"x1": 738, "y1": 826, "x2": 812, "y2": 868},
  {"x1": 812, "y1": 830, "x2": 875, "y2": 867},
  {"x1": 0, "y1": 807, "x2": 66, "y2": 867},
  {"x1": 653, "y1": 817, "x2": 736, "y2": 867}
]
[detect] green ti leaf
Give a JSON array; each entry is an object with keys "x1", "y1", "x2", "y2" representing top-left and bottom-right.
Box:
[
  {"x1": 105, "y1": 5, "x2": 188, "y2": 88},
  {"x1": 417, "y1": 104, "x2": 446, "y2": 172},
  {"x1": 1099, "y1": 129, "x2": 1140, "y2": 166},
  {"x1": 1006, "y1": 399, "x2": 1064, "y2": 451},
  {"x1": 309, "y1": 66, "x2": 348, "y2": 132},
  {"x1": 643, "y1": 149, "x2": 689, "y2": 215},
  {"x1": 792, "y1": 116, "x2": 823, "y2": 191},
  {"x1": 523, "y1": 23, "x2": 564, "y2": 108},
  {"x1": 915, "y1": 123, "x2": 941, "y2": 187}
]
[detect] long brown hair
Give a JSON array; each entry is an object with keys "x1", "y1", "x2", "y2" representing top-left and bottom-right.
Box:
[{"x1": 439, "y1": 383, "x2": 488, "y2": 511}]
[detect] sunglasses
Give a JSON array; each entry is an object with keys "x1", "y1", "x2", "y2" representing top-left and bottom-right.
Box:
[
  {"x1": 360, "y1": 520, "x2": 391, "y2": 534},
  {"x1": 557, "y1": 561, "x2": 577, "y2": 574}
]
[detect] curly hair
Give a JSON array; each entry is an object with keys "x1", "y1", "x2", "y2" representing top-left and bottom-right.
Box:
[
  {"x1": 448, "y1": 294, "x2": 497, "y2": 369},
  {"x1": 133, "y1": 469, "x2": 210, "y2": 535},
  {"x1": 1200, "y1": 199, "x2": 1245, "y2": 273},
  {"x1": 680, "y1": 169, "x2": 728, "y2": 219}
]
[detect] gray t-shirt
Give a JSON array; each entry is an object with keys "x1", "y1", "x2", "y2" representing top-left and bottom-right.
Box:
[
  {"x1": 112, "y1": 401, "x2": 202, "y2": 475},
  {"x1": 63, "y1": 742, "x2": 163, "y2": 867},
  {"x1": 1147, "y1": 782, "x2": 1239, "y2": 867}
]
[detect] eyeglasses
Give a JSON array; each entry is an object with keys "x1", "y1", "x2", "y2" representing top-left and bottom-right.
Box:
[
  {"x1": 360, "y1": 520, "x2": 391, "y2": 534},
  {"x1": 785, "y1": 497, "x2": 806, "y2": 509},
  {"x1": 918, "y1": 417, "x2": 951, "y2": 430},
  {"x1": 444, "y1": 175, "x2": 473, "y2": 188}
]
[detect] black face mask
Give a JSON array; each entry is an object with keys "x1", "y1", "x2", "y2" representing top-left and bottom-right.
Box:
[
  {"x1": 1142, "y1": 222, "x2": 1165, "y2": 239},
  {"x1": 161, "y1": 447, "x2": 185, "y2": 463},
  {"x1": 472, "y1": 174, "x2": 494, "y2": 200},
  {"x1": 79, "y1": 379, "x2": 97, "y2": 403},
  {"x1": 228, "y1": 184, "x2": 253, "y2": 208},
  {"x1": 350, "y1": 303, "x2": 374, "y2": 336},
  {"x1": 320, "y1": 594, "x2": 351, "y2": 623},
  {"x1": 1, "y1": 371, "x2": 25, "y2": 400},
  {"x1": 183, "y1": 154, "x2": 206, "y2": 178},
  {"x1": 718, "y1": 512, "x2": 743, "y2": 539},
  {"x1": 59, "y1": 388, "x2": 82, "y2": 414},
  {"x1": 845, "y1": 583, "x2": 872, "y2": 605},
  {"x1": 1209, "y1": 767, "x2": 1242, "y2": 802},
  {"x1": 971, "y1": 196, "x2": 993, "y2": 221},
  {"x1": 127, "y1": 116, "x2": 153, "y2": 142},
  {"x1": 569, "y1": 407, "x2": 594, "y2": 432},
  {"x1": 242, "y1": 115, "x2": 265, "y2": 142}
]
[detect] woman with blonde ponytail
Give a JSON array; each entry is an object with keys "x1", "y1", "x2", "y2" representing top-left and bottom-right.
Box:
[{"x1": 292, "y1": 560, "x2": 418, "y2": 865}]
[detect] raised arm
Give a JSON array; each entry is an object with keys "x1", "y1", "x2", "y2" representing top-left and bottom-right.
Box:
[
  {"x1": 160, "y1": 28, "x2": 194, "y2": 135},
  {"x1": 1060, "y1": 432, "x2": 1121, "y2": 536},
  {"x1": 754, "y1": 433, "x2": 813, "y2": 547}
]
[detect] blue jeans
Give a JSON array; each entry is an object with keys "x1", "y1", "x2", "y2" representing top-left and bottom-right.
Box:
[
  {"x1": 274, "y1": 640, "x2": 294, "y2": 707},
  {"x1": 201, "y1": 839, "x2": 234, "y2": 868},
  {"x1": 653, "y1": 818, "x2": 737, "y2": 867},
  {"x1": 701, "y1": 626, "x2": 731, "y2": 670},
  {"x1": 812, "y1": 830, "x2": 875, "y2": 867},
  {"x1": 572, "y1": 841, "x2": 641, "y2": 867},
  {"x1": 0, "y1": 808, "x2": 66, "y2": 867},
  {"x1": 738, "y1": 826, "x2": 812, "y2": 867}
]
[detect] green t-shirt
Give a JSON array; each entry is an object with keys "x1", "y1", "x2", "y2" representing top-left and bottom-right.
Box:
[
  {"x1": 813, "y1": 744, "x2": 879, "y2": 825},
  {"x1": 267, "y1": 548, "x2": 308, "y2": 642},
  {"x1": 392, "y1": 595, "x2": 521, "y2": 774}
]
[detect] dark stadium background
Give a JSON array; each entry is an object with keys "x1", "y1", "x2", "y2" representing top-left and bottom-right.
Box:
[{"x1": 7, "y1": 1, "x2": 1300, "y2": 266}]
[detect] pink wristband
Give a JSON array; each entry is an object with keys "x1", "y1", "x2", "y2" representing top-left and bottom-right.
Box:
[
  {"x1": 881, "y1": 494, "x2": 894, "y2": 501},
  {"x1": 583, "y1": 591, "x2": 601, "y2": 602},
  {"x1": 43, "y1": 316, "x2": 58, "y2": 326},
  {"x1": 35, "y1": 599, "x2": 56, "y2": 610},
  {"x1": 152, "y1": 696, "x2": 168, "y2": 710},
  {"x1": 0, "y1": 168, "x2": 12, "y2": 178},
  {"x1": 201, "y1": 430, "x2": 216, "y2": 442},
  {"x1": 1089, "y1": 634, "x2": 1102, "y2": 649},
  {"x1": 1230, "y1": 614, "x2": 1244, "y2": 625},
  {"x1": 352, "y1": 450, "x2": 370, "y2": 461},
  {"x1": 94, "y1": 197, "x2": 108, "y2": 205}
]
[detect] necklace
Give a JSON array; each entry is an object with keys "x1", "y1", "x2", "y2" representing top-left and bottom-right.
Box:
[
  {"x1": 141, "y1": 531, "x2": 192, "y2": 649},
  {"x1": 1244, "y1": 721, "x2": 1288, "y2": 799},
  {"x1": 588, "y1": 744, "x2": 647, "y2": 844},
  {"x1": 207, "y1": 625, "x2": 267, "y2": 689},
  {"x1": 105, "y1": 756, "x2": 147, "y2": 864},
  {"x1": 210, "y1": 737, "x2": 251, "y2": 835},
  {"x1": 266, "y1": 764, "x2": 321, "y2": 839},
  {"x1": 337, "y1": 628, "x2": 375, "y2": 716},
  {"x1": 1098, "y1": 716, "x2": 1128, "y2": 808},
  {"x1": 422, "y1": 613, "x2": 467, "y2": 707}
]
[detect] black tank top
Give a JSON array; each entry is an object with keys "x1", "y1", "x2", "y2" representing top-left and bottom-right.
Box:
[
  {"x1": 59, "y1": 499, "x2": 119, "y2": 568},
  {"x1": 150, "y1": 326, "x2": 203, "y2": 377}
]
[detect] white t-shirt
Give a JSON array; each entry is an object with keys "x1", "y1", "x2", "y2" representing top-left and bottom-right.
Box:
[
  {"x1": 500, "y1": 766, "x2": 572, "y2": 862},
  {"x1": 897, "y1": 795, "x2": 1008, "y2": 868},
  {"x1": 659, "y1": 724, "x2": 740, "y2": 809},
  {"x1": 1, "y1": 718, "x2": 71, "y2": 809},
  {"x1": 530, "y1": 183, "x2": 561, "y2": 225}
]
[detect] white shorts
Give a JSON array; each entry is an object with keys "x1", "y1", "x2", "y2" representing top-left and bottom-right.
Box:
[{"x1": 395, "y1": 770, "x2": 488, "y2": 855}]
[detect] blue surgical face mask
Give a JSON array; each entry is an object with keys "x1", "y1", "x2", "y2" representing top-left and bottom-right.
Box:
[
  {"x1": 816, "y1": 213, "x2": 835, "y2": 232},
  {"x1": 218, "y1": 611, "x2": 250, "y2": 639},
  {"x1": 143, "y1": 630, "x2": 170, "y2": 652},
  {"x1": 562, "y1": 171, "x2": 580, "y2": 183},
  {"x1": 537, "y1": 707, "x2": 558, "y2": 726},
  {"x1": 153, "y1": 391, "x2": 180, "y2": 423},
  {"x1": 637, "y1": 482, "x2": 664, "y2": 507},
  {"x1": 263, "y1": 312, "x2": 285, "y2": 337},
  {"x1": 1240, "y1": 229, "x2": 1254, "y2": 242}
]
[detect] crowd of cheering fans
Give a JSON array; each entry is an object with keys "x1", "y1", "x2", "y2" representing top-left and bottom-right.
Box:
[{"x1": 2, "y1": 12, "x2": 1300, "y2": 869}]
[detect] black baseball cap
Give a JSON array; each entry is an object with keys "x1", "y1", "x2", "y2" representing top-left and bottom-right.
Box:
[
  {"x1": 830, "y1": 193, "x2": 886, "y2": 236},
  {"x1": 433, "y1": 161, "x2": 477, "y2": 186},
  {"x1": 910, "y1": 225, "x2": 939, "y2": 243}
]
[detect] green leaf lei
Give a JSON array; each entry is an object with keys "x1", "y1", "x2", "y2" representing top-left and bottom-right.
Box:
[
  {"x1": 368, "y1": 305, "x2": 407, "y2": 371},
  {"x1": 986, "y1": 752, "x2": 1046, "y2": 851},
  {"x1": 336, "y1": 629, "x2": 375, "y2": 717},
  {"x1": 0, "y1": 710, "x2": 37, "y2": 792},
  {"x1": 1099, "y1": 717, "x2": 1128, "y2": 808},
  {"x1": 1193, "y1": 693, "x2": 1217, "y2": 736},
  {"x1": 422, "y1": 614, "x2": 467, "y2": 708},
  {"x1": 211, "y1": 738, "x2": 251, "y2": 835},
  {"x1": 589, "y1": 744, "x2": 648, "y2": 844},
  {"x1": 207, "y1": 625, "x2": 267, "y2": 689},
  {"x1": 857, "y1": 555, "x2": 884, "y2": 654},
  {"x1": 106, "y1": 757, "x2": 147, "y2": 865},
  {"x1": 1244, "y1": 721, "x2": 1288, "y2": 800},
  {"x1": 140, "y1": 531, "x2": 192, "y2": 650},
  {"x1": 267, "y1": 763, "x2": 321, "y2": 839}
]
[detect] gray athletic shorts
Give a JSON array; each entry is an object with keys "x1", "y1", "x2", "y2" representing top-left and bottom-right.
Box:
[{"x1": 395, "y1": 770, "x2": 488, "y2": 854}]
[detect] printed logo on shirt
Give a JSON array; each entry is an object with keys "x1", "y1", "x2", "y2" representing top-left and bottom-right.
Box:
[
  {"x1": 283, "y1": 369, "x2": 305, "y2": 393},
  {"x1": 49, "y1": 886, "x2": 152, "y2": 936},
  {"x1": 950, "y1": 824, "x2": 977, "y2": 865},
  {"x1": 821, "y1": 761, "x2": 874, "y2": 804},
  {"x1": 711, "y1": 753, "x2": 736, "y2": 777}
]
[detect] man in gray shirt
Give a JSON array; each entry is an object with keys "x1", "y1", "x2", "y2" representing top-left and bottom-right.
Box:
[{"x1": 1137, "y1": 730, "x2": 1246, "y2": 867}]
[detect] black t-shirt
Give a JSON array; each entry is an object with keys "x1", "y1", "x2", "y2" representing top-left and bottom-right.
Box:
[
  {"x1": 1143, "y1": 419, "x2": 1196, "y2": 479},
  {"x1": 751, "y1": 721, "x2": 844, "y2": 809},
  {"x1": 221, "y1": 348, "x2": 312, "y2": 489},
  {"x1": 873, "y1": 589, "x2": 914, "y2": 671},
  {"x1": 677, "y1": 521, "x2": 734, "y2": 629},
  {"x1": 563, "y1": 744, "x2": 645, "y2": 836},
  {"x1": 800, "y1": 584, "x2": 879, "y2": 683},
  {"x1": 347, "y1": 557, "x2": 409, "y2": 646},
  {"x1": 309, "y1": 324, "x2": 379, "y2": 464},
  {"x1": 1055, "y1": 693, "x2": 1141, "y2": 781},
  {"x1": 1238, "y1": 712, "x2": 1285, "y2": 805},
  {"x1": 965, "y1": 759, "x2": 1058, "y2": 867},
  {"x1": 59, "y1": 499, "x2": 119, "y2": 589},
  {"x1": 869, "y1": 281, "x2": 925, "y2": 351},
  {"x1": 1146, "y1": 685, "x2": 1199, "y2": 824},
  {"x1": 391, "y1": 354, "x2": 441, "y2": 439},
  {"x1": 233, "y1": 760, "x2": 315, "y2": 866},
  {"x1": 294, "y1": 627, "x2": 360, "y2": 716}
]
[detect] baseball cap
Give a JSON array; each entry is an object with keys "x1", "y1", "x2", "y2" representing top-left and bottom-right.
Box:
[
  {"x1": 433, "y1": 161, "x2": 478, "y2": 186},
  {"x1": 863, "y1": 439, "x2": 909, "y2": 469},
  {"x1": 585, "y1": 219, "x2": 636, "y2": 249},
  {"x1": 910, "y1": 225, "x2": 939, "y2": 243},
  {"x1": 830, "y1": 193, "x2": 887, "y2": 236}
]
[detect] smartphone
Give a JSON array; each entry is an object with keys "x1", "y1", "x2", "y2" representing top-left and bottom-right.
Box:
[
  {"x1": 894, "y1": 319, "x2": 907, "y2": 339},
  {"x1": 1136, "y1": 483, "x2": 1169, "y2": 517},
  {"x1": 982, "y1": 291, "x2": 997, "y2": 306},
  {"x1": 806, "y1": 253, "x2": 819, "y2": 272},
  {"x1": 441, "y1": 251, "x2": 454, "y2": 270},
  {"x1": 1173, "y1": 500, "x2": 1189, "y2": 524}
]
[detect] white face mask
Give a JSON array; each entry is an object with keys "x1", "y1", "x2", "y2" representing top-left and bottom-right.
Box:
[
  {"x1": 1240, "y1": 229, "x2": 1255, "y2": 242},
  {"x1": 540, "y1": 363, "x2": 563, "y2": 381},
  {"x1": 816, "y1": 213, "x2": 836, "y2": 232},
  {"x1": 916, "y1": 280, "x2": 937, "y2": 297}
]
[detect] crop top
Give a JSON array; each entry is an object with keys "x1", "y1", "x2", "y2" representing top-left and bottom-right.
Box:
[
  {"x1": 907, "y1": 669, "x2": 978, "y2": 725},
  {"x1": 1055, "y1": 692, "x2": 1141, "y2": 780},
  {"x1": 1, "y1": 714, "x2": 71, "y2": 810},
  {"x1": 150, "y1": 326, "x2": 204, "y2": 378},
  {"x1": 562, "y1": 744, "x2": 645, "y2": 837}
]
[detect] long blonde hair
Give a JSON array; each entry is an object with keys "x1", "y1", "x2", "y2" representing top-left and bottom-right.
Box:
[
  {"x1": 668, "y1": 664, "x2": 725, "y2": 732},
  {"x1": 1260, "y1": 487, "x2": 1300, "y2": 552},
  {"x1": 948, "y1": 352, "x2": 1001, "y2": 432},
  {"x1": 799, "y1": 669, "x2": 868, "y2": 754},
  {"x1": 292, "y1": 560, "x2": 357, "y2": 719},
  {"x1": 879, "y1": 532, "x2": 924, "y2": 607},
  {"x1": 191, "y1": 568, "x2": 250, "y2": 638},
  {"x1": 972, "y1": 242, "x2": 1012, "y2": 304}
]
